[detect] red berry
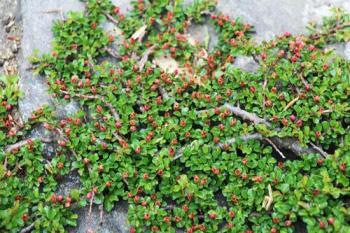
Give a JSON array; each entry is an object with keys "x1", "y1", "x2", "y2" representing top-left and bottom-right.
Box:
[
  {"x1": 315, "y1": 131, "x2": 321, "y2": 138},
  {"x1": 50, "y1": 194, "x2": 57, "y2": 204},
  {"x1": 339, "y1": 163, "x2": 346, "y2": 171},
  {"x1": 285, "y1": 220, "x2": 292, "y2": 227},
  {"x1": 229, "y1": 38, "x2": 236, "y2": 46},
  {"x1": 314, "y1": 96, "x2": 320, "y2": 103},
  {"x1": 22, "y1": 214, "x2": 29, "y2": 222},
  {"x1": 144, "y1": 213, "x2": 150, "y2": 220},
  {"x1": 278, "y1": 50, "x2": 285, "y2": 58},
  {"x1": 135, "y1": 147, "x2": 141, "y2": 154},
  {"x1": 193, "y1": 175, "x2": 200, "y2": 183},
  {"x1": 305, "y1": 84, "x2": 310, "y2": 92},
  {"x1": 229, "y1": 211, "x2": 235, "y2": 218},
  {"x1": 319, "y1": 220, "x2": 326, "y2": 229},
  {"x1": 328, "y1": 217, "x2": 334, "y2": 225},
  {"x1": 208, "y1": 212, "x2": 217, "y2": 219},
  {"x1": 57, "y1": 162, "x2": 64, "y2": 169},
  {"x1": 91, "y1": 22, "x2": 97, "y2": 29},
  {"x1": 87, "y1": 192, "x2": 93, "y2": 199},
  {"x1": 250, "y1": 86, "x2": 256, "y2": 93},
  {"x1": 296, "y1": 119, "x2": 303, "y2": 127},
  {"x1": 57, "y1": 195, "x2": 63, "y2": 202},
  {"x1": 272, "y1": 218, "x2": 280, "y2": 224},
  {"x1": 323, "y1": 64, "x2": 329, "y2": 71},
  {"x1": 113, "y1": 6, "x2": 120, "y2": 14},
  {"x1": 290, "y1": 114, "x2": 296, "y2": 122},
  {"x1": 317, "y1": 159, "x2": 324, "y2": 166},
  {"x1": 281, "y1": 118, "x2": 288, "y2": 126},
  {"x1": 284, "y1": 31, "x2": 291, "y2": 37}
]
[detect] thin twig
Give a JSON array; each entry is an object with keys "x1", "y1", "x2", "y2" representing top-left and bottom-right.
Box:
[
  {"x1": 41, "y1": 9, "x2": 62, "y2": 14},
  {"x1": 196, "y1": 103, "x2": 328, "y2": 157},
  {"x1": 20, "y1": 223, "x2": 35, "y2": 233},
  {"x1": 218, "y1": 133, "x2": 263, "y2": 149},
  {"x1": 138, "y1": 45, "x2": 156, "y2": 71},
  {"x1": 104, "y1": 47, "x2": 121, "y2": 59},
  {"x1": 3, "y1": 156, "x2": 8, "y2": 170},
  {"x1": 99, "y1": 204, "x2": 104, "y2": 225},
  {"x1": 262, "y1": 76, "x2": 268, "y2": 109},
  {"x1": 105, "y1": 13, "x2": 119, "y2": 25},
  {"x1": 173, "y1": 134, "x2": 262, "y2": 161},
  {"x1": 158, "y1": 87, "x2": 170, "y2": 100},
  {"x1": 88, "y1": 191, "x2": 95, "y2": 225},
  {"x1": 309, "y1": 142, "x2": 328, "y2": 158},
  {"x1": 264, "y1": 138, "x2": 286, "y2": 159},
  {"x1": 172, "y1": 147, "x2": 185, "y2": 161},
  {"x1": 321, "y1": 109, "x2": 333, "y2": 114},
  {"x1": 262, "y1": 184, "x2": 273, "y2": 210},
  {"x1": 4, "y1": 137, "x2": 52, "y2": 154},
  {"x1": 283, "y1": 96, "x2": 299, "y2": 111},
  {"x1": 60, "y1": 90, "x2": 120, "y2": 120},
  {"x1": 224, "y1": 103, "x2": 329, "y2": 157},
  {"x1": 310, "y1": 22, "x2": 350, "y2": 40},
  {"x1": 299, "y1": 74, "x2": 309, "y2": 88},
  {"x1": 54, "y1": 128, "x2": 78, "y2": 158},
  {"x1": 103, "y1": 101, "x2": 120, "y2": 120},
  {"x1": 224, "y1": 103, "x2": 271, "y2": 127}
]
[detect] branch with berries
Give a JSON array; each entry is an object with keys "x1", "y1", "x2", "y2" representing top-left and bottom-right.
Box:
[
  {"x1": 60, "y1": 90, "x2": 120, "y2": 120},
  {"x1": 309, "y1": 22, "x2": 350, "y2": 40},
  {"x1": 3, "y1": 136, "x2": 53, "y2": 155},
  {"x1": 195, "y1": 103, "x2": 328, "y2": 158}
]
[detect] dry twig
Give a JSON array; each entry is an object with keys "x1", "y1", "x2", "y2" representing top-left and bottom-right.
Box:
[
  {"x1": 105, "y1": 13, "x2": 119, "y2": 25},
  {"x1": 138, "y1": 45, "x2": 156, "y2": 71},
  {"x1": 60, "y1": 90, "x2": 120, "y2": 120},
  {"x1": 283, "y1": 96, "x2": 299, "y2": 111},
  {"x1": 264, "y1": 138, "x2": 286, "y2": 159},
  {"x1": 20, "y1": 223, "x2": 35, "y2": 233}
]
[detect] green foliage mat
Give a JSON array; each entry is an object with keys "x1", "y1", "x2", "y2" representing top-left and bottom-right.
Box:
[{"x1": 1, "y1": 0, "x2": 350, "y2": 232}]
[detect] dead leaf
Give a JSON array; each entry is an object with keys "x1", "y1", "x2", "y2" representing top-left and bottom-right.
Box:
[
  {"x1": 198, "y1": 48, "x2": 208, "y2": 59},
  {"x1": 186, "y1": 34, "x2": 198, "y2": 46},
  {"x1": 153, "y1": 55, "x2": 204, "y2": 86},
  {"x1": 131, "y1": 25, "x2": 147, "y2": 42},
  {"x1": 153, "y1": 55, "x2": 179, "y2": 73}
]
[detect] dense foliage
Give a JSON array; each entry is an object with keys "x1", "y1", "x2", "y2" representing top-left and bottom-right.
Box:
[{"x1": 1, "y1": 0, "x2": 350, "y2": 232}]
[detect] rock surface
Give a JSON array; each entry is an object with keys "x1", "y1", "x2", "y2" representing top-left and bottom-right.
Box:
[
  {"x1": 0, "y1": 0, "x2": 21, "y2": 75},
  {"x1": 233, "y1": 56, "x2": 259, "y2": 72},
  {"x1": 188, "y1": 22, "x2": 218, "y2": 51},
  {"x1": 19, "y1": 0, "x2": 84, "y2": 121},
  {"x1": 72, "y1": 201, "x2": 129, "y2": 233},
  {"x1": 216, "y1": 0, "x2": 350, "y2": 42}
]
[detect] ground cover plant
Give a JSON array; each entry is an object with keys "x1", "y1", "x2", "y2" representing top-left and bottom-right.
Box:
[{"x1": 1, "y1": 0, "x2": 350, "y2": 232}]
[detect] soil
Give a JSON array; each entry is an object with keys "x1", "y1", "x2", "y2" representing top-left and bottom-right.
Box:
[{"x1": 0, "y1": 0, "x2": 21, "y2": 75}]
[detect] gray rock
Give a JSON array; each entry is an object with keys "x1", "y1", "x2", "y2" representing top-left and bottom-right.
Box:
[
  {"x1": 56, "y1": 172, "x2": 81, "y2": 196},
  {"x1": 74, "y1": 201, "x2": 129, "y2": 233},
  {"x1": 344, "y1": 42, "x2": 350, "y2": 60},
  {"x1": 19, "y1": 0, "x2": 85, "y2": 121},
  {"x1": 216, "y1": 0, "x2": 350, "y2": 42},
  {"x1": 110, "y1": 0, "x2": 132, "y2": 15},
  {"x1": 188, "y1": 22, "x2": 218, "y2": 51},
  {"x1": 326, "y1": 42, "x2": 350, "y2": 60},
  {"x1": 233, "y1": 56, "x2": 259, "y2": 72},
  {"x1": 55, "y1": 100, "x2": 80, "y2": 119}
]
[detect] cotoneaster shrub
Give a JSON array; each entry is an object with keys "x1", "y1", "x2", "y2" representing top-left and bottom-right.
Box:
[{"x1": 1, "y1": 1, "x2": 350, "y2": 233}]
